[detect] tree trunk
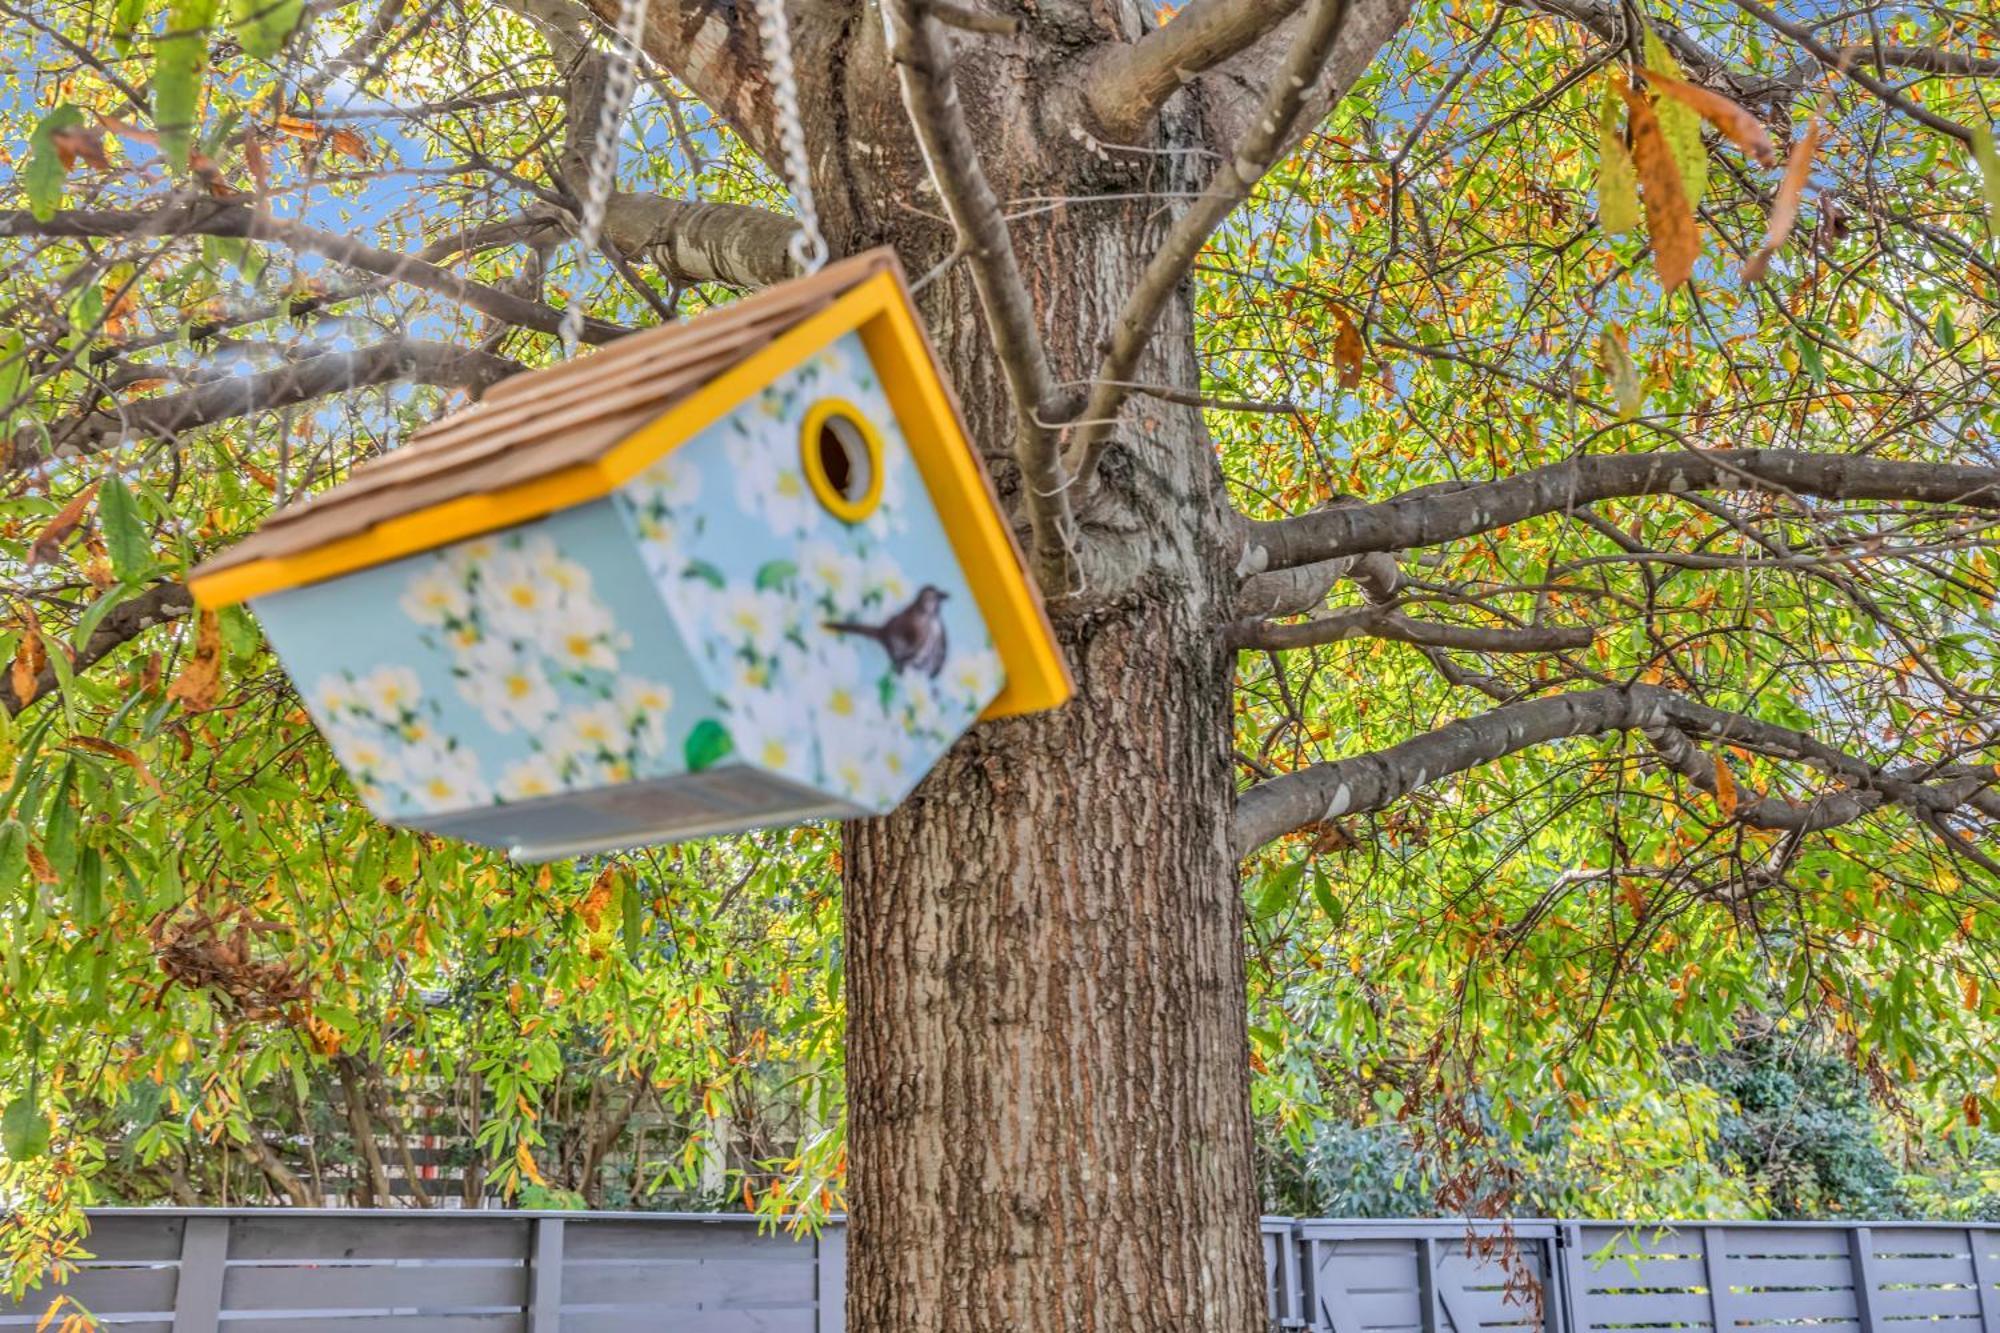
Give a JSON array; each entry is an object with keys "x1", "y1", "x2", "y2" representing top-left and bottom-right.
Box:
[{"x1": 838, "y1": 202, "x2": 1260, "y2": 1333}]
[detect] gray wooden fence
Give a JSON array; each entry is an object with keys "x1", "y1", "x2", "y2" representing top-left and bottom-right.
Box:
[{"x1": 3, "y1": 1211, "x2": 1994, "y2": 1333}]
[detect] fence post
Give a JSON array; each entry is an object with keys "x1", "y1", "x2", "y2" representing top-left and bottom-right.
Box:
[
  {"x1": 171, "y1": 1217, "x2": 228, "y2": 1333},
  {"x1": 1556, "y1": 1224, "x2": 1587, "y2": 1333},
  {"x1": 1418, "y1": 1237, "x2": 1443, "y2": 1333},
  {"x1": 526, "y1": 1217, "x2": 564, "y2": 1333},
  {"x1": 818, "y1": 1220, "x2": 847, "y2": 1333},
  {"x1": 1847, "y1": 1226, "x2": 1877, "y2": 1333},
  {"x1": 1972, "y1": 1227, "x2": 1998, "y2": 1333},
  {"x1": 1700, "y1": 1227, "x2": 1734, "y2": 1333}
]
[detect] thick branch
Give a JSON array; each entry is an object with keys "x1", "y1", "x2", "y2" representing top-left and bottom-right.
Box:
[
  {"x1": 1244, "y1": 449, "x2": 2000, "y2": 573},
  {"x1": 25, "y1": 341, "x2": 521, "y2": 471},
  {"x1": 1832, "y1": 44, "x2": 2000, "y2": 78},
  {"x1": 1231, "y1": 684, "x2": 2000, "y2": 856},
  {"x1": 1196, "y1": 0, "x2": 1416, "y2": 155},
  {"x1": 1068, "y1": 0, "x2": 1359, "y2": 488},
  {"x1": 1229, "y1": 606, "x2": 1596, "y2": 653},
  {"x1": 1084, "y1": 0, "x2": 1307, "y2": 139},
  {"x1": 1236, "y1": 550, "x2": 1400, "y2": 618},
  {"x1": 884, "y1": 0, "x2": 1079, "y2": 591},
  {"x1": 2, "y1": 581, "x2": 193, "y2": 716},
  {"x1": 1725, "y1": 0, "x2": 1974, "y2": 143},
  {"x1": 600, "y1": 193, "x2": 798, "y2": 288},
  {"x1": 0, "y1": 203, "x2": 631, "y2": 343}
]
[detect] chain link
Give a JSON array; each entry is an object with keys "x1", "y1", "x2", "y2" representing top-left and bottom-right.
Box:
[
  {"x1": 751, "y1": 0, "x2": 828, "y2": 274},
  {"x1": 558, "y1": 0, "x2": 654, "y2": 356}
]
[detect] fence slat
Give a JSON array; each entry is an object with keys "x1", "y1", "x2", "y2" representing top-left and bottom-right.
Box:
[
  {"x1": 528, "y1": 1217, "x2": 564, "y2": 1333},
  {"x1": 1971, "y1": 1227, "x2": 1998, "y2": 1333},
  {"x1": 172, "y1": 1217, "x2": 229, "y2": 1333},
  {"x1": 817, "y1": 1222, "x2": 846, "y2": 1333},
  {"x1": 1703, "y1": 1226, "x2": 1732, "y2": 1333},
  {"x1": 1849, "y1": 1226, "x2": 1878, "y2": 1333}
]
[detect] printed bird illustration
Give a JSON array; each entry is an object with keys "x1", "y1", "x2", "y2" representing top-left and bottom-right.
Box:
[{"x1": 826, "y1": 585, "x2": 950, "y2": 677}]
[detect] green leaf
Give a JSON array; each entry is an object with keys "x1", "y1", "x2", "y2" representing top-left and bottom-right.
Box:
[
  {"x1": 0, "y1": 819, "x2": 26, "y2": 894},
  {"x1": 155, "y1": 0, "x2": 221, "y2": 173},
  {"x1": 26, "y1": 106, "x2": 87, "y2": 223},
  {"x1": 218, "y1": 604, "x2": 260, "y2": 660},
  {"x1": 620, "y1": 874, "x2": 642, "y2": 959},
  {"x1": 683, "y1": 719, "x2": 734, "y2": 772},
  {"x1": 98, "y1": 476, "x2": 151, "y2": 582},
  {"x1": 113, "y1": 0, "x2": 149, "y2": 50},
  {"x1": 754, "y1": 560, "x2": 798, "y2": 592},
  {"x1": 1644, "y1": 30, "x2": 1708, "y2": 207},
  {"x1": 1253, "y1": 860, "x2": 1306, "y2": 922},
  {"x1": 1597, "y1": 81, "x2": 1641, "y2": 236},
  {"x1": 1974, "y1": 126, "x2": 2000, "y2": 242},
  {"x1": 0, "y1": 329, "x2": 28, "y2": 434},
  {"x1": 1, "y1": 1091, "x2": 50, "y2": 1161},
  {"x1": 230, "y1": 0, "x2": 303, "y2": 58}
]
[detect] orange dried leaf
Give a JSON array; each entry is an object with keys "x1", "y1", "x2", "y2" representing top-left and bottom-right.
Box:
[
  {"x1": 1333, "y1": 311, "x2": 1364, "y2": 390},
  {"x1": 1645, "y1": 70, "x2": 1776, "y2": 167},
  {"x1": 10, "y1": 603, "x2": 45, "y2": 706},
  {"x1": 326, "y1": 128, "x2": 370, "y2": 164},
  {"x1": 1743, "y1": 119, "x2": 1824, "y2": 284},
  {"x1": 25, "y1": 843, "x2": 57, "y2": 885},
  {"x1": 1712, "y1": 752, "x2": 1738, "y2": 817},
  {"x1": 1618, "y1": 83, "x2": 1700, "y2": 293},
  {"x1": 28, "y1": 480, "x2": 100, "y2": 567},
  {"x1": 66, "y1": 735, "x2": 164, "y2": 795},
  {"x1": 167, "y1": 609, "x2": 223, "y2": 712}
]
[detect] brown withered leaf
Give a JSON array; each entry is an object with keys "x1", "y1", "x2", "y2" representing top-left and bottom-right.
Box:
[
  {"x1": 51, "y1": 125, "x2": 112, "y2": 171},
  {"x1": 1713, "y1": 752, "x2": 1739, "y2": 817},
  {"x1": 167, "y1": 609, "x2": 223, "y2": 712},
  {"x1": 1644, "y1": 70, "x2": 1776, "y2": 168},
  {"x1": 1618, "y1": 82, "x2": 1700, "y2": 293},
  {"x1": 1333, "y1": 311, "x2": 1365, "y2": 390},
  {"x1": 25, "y1": 843, "x2": 57, "y2": 885},
  {"x1": 66, "y1": 735, "x2": 164, "y2": 795},
  {"x1": 11, "y1": 603, "x2": 45, "y2": 707},
  {"x1": 1744, "y1": 119, "x2": 1825, "y2": 283},
  {"x1": 27, "y1": 481, "x2": 100, "y2": 567}
]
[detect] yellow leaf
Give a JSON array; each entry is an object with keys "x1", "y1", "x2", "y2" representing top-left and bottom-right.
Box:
[
  {"x1": 1644, "y1": 31, "x2": 1709, "y2": 205},
  {"x1": 1598, "y1": 322, "x2": 1643, "y2": 420},
  {"x1": 1597, "y1": 78, "x2": 1641, "y2": 235}
]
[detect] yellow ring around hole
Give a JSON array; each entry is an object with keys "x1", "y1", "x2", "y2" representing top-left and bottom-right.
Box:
[{"x1": 800, "y1": 397, "x2": 886, "y2": 524}]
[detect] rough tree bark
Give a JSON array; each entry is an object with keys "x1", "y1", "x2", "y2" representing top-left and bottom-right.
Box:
[{"x1": 807, "y1": 15, "x2": 1260, "y2": 1332}]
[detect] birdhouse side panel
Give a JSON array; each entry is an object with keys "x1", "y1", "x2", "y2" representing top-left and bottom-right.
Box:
[
  {"x1": 252, "y1": 500, "x2": 725, "y2": 826},
  {"x1": 615, "y1": 329, "x2": 1005, "y2": 812}
]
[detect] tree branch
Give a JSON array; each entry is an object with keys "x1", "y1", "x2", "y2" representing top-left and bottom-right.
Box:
[
  {"x1": 1243, "y1": 448, "x2": 2000, "y2": 573},
  {"x1": 1725, "y1": 0, "x2": 1974, "y2": 143},
  {"x1": 1, "y1": 203, "x2": 632, "y2": 344},
  {"x1": 884, "y1": 0, "x2": 1080, "y2": 592},
  {"x1": 1231, "y1": 683, "x2": 2000, "y2": 857},
  {"x1": 3, "y1": 581, "x2": 193, "y2": 717},
  {"x1": 1228, "y1": 605, "x2": 1596, "y2": 653},
  {"x1": 1832, "y1": 44, "x2": 2000, "y2": 78},
  {"x1": 1083, "y1": 0, "x2": 1307, "y2": 140},
  {"x1": 1067, "y1": 0, "x2": 1359, "y2": 490},
  {"x1": 22, "y1": 341, "x2": 521, "y2": 472}
]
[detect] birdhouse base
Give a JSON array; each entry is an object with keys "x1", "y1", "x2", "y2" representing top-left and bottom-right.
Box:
[{"x1": 418, "y1": 765, "x2": 866, "y2": 863}]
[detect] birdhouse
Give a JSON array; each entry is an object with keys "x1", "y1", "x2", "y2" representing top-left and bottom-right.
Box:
[{"x1": 188, "y1": 250, "x2": 1071, "y2": 861}]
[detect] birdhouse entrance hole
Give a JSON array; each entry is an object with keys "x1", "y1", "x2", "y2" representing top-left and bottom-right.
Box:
[{"x1": 802, "y1": 398, "x2": 884, "y2": 523}]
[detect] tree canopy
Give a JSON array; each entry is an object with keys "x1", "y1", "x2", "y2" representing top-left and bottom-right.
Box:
[{"x1": 0, "y1": 0, "x2": 1997, "y2": 1313}]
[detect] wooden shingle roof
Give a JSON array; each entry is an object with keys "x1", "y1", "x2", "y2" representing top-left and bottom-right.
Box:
[{"x1": 194, "y1": 249, "x2": 897, "y2": 576}]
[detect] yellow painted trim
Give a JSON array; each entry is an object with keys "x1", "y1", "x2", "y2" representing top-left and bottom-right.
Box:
[
  {"x1": 191, "y1": 266, "x2": 1072, "y2": 719},
  {"x1": 855, "y1": 297, "x2": 1073, "y2": 719},
  {"x1": 798, "y1": 397, "x2": 886, "y2": 524}
]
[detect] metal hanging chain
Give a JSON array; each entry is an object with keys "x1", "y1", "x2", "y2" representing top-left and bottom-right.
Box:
[
  {"x1": 558, "y1": 0, "x2": 654, "y2": 356},
  {"x1": 751, "y1": 0, "x2": 828, "y2": 275},
  {"x1": 558, "y1": 0, "x2": 823, "y2": 356}
]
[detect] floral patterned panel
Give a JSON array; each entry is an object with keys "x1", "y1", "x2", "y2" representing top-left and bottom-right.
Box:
[
  {"x1": 618, "y1": 329, "x2": 1004, "y2": 812},
  {"x1": 253, "y1": 499, "x2": 721, "y2": 823}
]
